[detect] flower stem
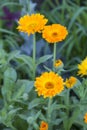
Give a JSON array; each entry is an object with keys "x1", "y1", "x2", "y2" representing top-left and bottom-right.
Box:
[
  {"x1": 47, "y1": 98, "x2": 52, "y2": 130},
  {"x1": 53, "y1": 43, "x2": 57, "y2": 69},
  {"x1": 33, "y1": 33, "x2": 36, "y2": 79},
  {"x1": 66, "y1": 89, "x2": 70, "y2": 130}
]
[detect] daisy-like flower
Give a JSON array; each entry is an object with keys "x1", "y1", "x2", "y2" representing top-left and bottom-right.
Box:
[
  {"x1": 42, "y1": 24, "x2": 68, "y2": 43},
  {"x1": 84, "y1": 113, "x2": 87, "y2": 124},
  {"x1": 54, "y1": 59, "x2": 63, "y2": 68},
  {"x1": 34, "y1": 71, "x2": 64, "y2": 98},
  {"x1": 65, "y1": 76, "x2": 77, "y2": 89},
  {"x1": 39, "y1": 121, "x2": 48, "y2": 130},
  {"x1": 78, "y1": 57, "x2": 87, "y2": 76},
  {"x1": 17, "y1": 13, "x2": 48, "y2": 35}
]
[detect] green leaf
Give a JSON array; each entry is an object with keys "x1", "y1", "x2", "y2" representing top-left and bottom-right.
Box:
[
  {"x1": 8, "y1": 50, "x2": 20, "y2": 62},
  {"x1": 15, "y1": 54, "x2": 34, "y2": 70},
  {"x1": 54, "y1": 104, "x2": 67, "y2": 110},
  {"x1": 0, "y1": 28, "x2": 18, "y2": 36},
  {"x1": 68, "y1": 7, "x2": 86, "y2": 30},
  {"x1": 28, "y1": 98, "x2": 45, "y2": 110},
  {"x1": 12, "y1": 80, "x2": 33, "y2": 101},
  {"x1": 2, "y1": 67, "x2": 17, "y2": 102},
  {"x1": 4, "y1": 67, "x2": 17, "y2": 83},
  {"x1": 68, "y1": 107, "x2": 80, "y2": 129},
  {"x1": 36, "y1": 55, "x2": 52, "y2": 66}
]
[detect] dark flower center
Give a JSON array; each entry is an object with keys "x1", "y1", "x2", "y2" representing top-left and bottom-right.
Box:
[
  {"x1": 52, "y1": 32, "x2": 58, "y2": 36},
  {"x1": 45, "y1": 82, "x2": 54, "y2": 89}
]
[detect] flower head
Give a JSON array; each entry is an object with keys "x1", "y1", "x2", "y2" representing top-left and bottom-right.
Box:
[
  {"x1": 84, "y1": 113, "x2": 87, "y2": 124},
  {"x1": 54, "y1": 59, "x2": 63, "y2": 68},
  {"x1": 42, "y1": 24, "x2": 68, "y2": 43},
  {"x1": 34, "y1": 71, "x2": 64, "y2": 98},
  {"x1": 65, "y1": 76, "x2": 77, "y2": 89},
  {"x1": 40, "y1": 121, "x2": 48, "y2": 130},
  {"x1": 78, "y1": 57, "x2": 87, "y2": 76},
  {"x1": 17, "y1": 13, "x2": 48, "y2": 35}
]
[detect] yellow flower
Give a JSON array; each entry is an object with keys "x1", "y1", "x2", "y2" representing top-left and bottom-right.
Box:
[
  {"x1": 39, "y1": 121, "x2": 48, "y2": 130},
  {"x1": 54, "y1": 59, "x2": 63, "y2": 68},
  {"x1": 65, "y1": 76, "x2": 77, "y2": 89},
  {"x1": 17, "y1": 13, "x2": 48, "y2": 35},
  {"x1": 34, "y1": 71, "x2": 64, "y2": 98},
  {"x1": 42, "y1": 24, "x2": 68, "y2": 43},
  {"x1": 78, "y1": 57, "x2": 87, "y2": 76},
  {"x1": 84, "y1": 113, "x2": 87, "y2": 124}
]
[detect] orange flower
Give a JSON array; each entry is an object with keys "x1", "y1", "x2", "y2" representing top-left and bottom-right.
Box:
[
  {"x1": 54, "y1": 59, "x2": 63, "y2": 68},
  {"x1": 84, "y1": 113, "x2": 87, "y2": 124},
  {"x1": 34, "y1": 71, "x2": 64, "y2": 98},
  {"x1": 78, "y1": 57, "x2": 87, "y2": 76},
  {"x1": 40, "y1": 121, "x2": 48, "y2": 130},
  {"x1": 42, "y1": 24, "x2": 68, "y2": 43},
  {"x1": 65, "y1": 76, "x2": 77, "y2": 89},
  {"x1": 17, "y1": 13, "x2": 48, "y2": 35}
]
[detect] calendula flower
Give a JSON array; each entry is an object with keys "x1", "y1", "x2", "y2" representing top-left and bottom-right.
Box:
[
  {"x1": 54, "y1": 59, "x2": 63, "y2": 68},
  {"x1": 65, "y1": 76, "x2": 77, "y2": 89},
  {"x1": 84, "y1": 113, "x2": 87, "y2": 124},
  {"x1": 34, "y1": 71, "x2": 64, "y2": 98},
  {"x1": 40, "y1": 121, "x2": 48, "y2": 130},
  {"x1": 78, "y1": 57, "x2": 87, "y2": 76},
  {"x1": 42, "y1": 24, "x2": 68, "y2": 43},
  {"x1": 17, "y1": 13, "x2": 48, "y2": 35}
]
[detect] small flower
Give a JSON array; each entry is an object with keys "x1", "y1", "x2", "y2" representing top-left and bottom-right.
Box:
[
  {"x1": 42, "y1": 24, "x2": 68, "y2": 43},
  {"x1": 54, "y1": 59, "x2": 63, "y2": 68},
  {"x1": 65, "y1": 76, "x2": 77, "y2": 89},
  {"x1": 84, "y1": 113, "x2": 87, "y2": 124},
  {"x1": 39, "y1": 121, "x2": 48, "y2": 130},
  {"x1": 78, "y1": 57, "x2": 87, "y2": 76},
  {"x1": 34, "y1": 71, "x2": 64, "y2": 98},
  {"x1": 17, "y1": 13, "x2": 48, "y2": 35}
]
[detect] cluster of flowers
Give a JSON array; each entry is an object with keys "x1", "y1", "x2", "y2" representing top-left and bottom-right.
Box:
[{"x1": 17, "y1": 13, "x2": 87, "y2": 130}]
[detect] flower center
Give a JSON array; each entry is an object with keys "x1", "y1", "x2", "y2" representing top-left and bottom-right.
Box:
[
  {"x1": 45, "y1": 82, "x2": 54, "y2": 89},
  {"x1": 42, "y1": 124, "x2": 46, "y2": 128},
  {"x1": 28, "y1": 23, "x2": 37, "y2": 28},
  {"x1": 52, "y1": 32, "x2": 58, "y2": 36}
]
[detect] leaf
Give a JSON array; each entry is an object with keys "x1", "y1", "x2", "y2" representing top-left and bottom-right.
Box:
[
  {"x1": 4, "y1": 67, "x2": 17, "y2": 83},
  {"x1": 0, "y1": 28, "x2": 18, "y2": 36},
  {"x1": 2, "y1": 67, "x2": 17, "y2": 102},
  {"x1": 12, "y1": 80, "x2": 33, "y2": 101},
  {"x1": 36, "y1": 55, "x2": 52, "y2": 66},
  {"x1": 68, "y1": 7, "x2": 86, "y2": 30},
  {"x1": 28, "y1": 98, "x2": 45, "y2": 110},
  {"x1": 52, "y1": 118, "x2": 62, "y2": 125},
  {"x1": 12, "y1": 84, "x2": 25, "y2": 101},
  {"x1": 68, "y1": 107, "x2": 80, "y2": 129},
  {"x1": 15, "y1": 54, "x2": 34, "y2": 70},
  {"x1": 54, "y1": 104, "x2": 67, "y2": 110},
  {"x1": 8, "y1": 50, "x2": 20, "y2": 62}
]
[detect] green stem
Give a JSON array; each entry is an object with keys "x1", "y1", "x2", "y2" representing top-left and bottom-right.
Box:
[
  {"x1": 66, "y1": 89, "x2": 70, "y2": 130},
  {"x1": 32, "y1": 33, "x2": 36, "y2": 79},
  {"x1": 53, "y1": 43, "x2": 57, "y2": 69},
  {"x1": 47, "y1": 98, "x2": 52, "y2": 130}
]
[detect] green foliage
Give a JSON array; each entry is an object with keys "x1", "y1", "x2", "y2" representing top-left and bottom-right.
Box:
[
  {"x1": 0, "y1": 0, "x2": 87, "y2": 130},
  {"x1": 39, "y1": 0, "x2": 87, "y2": 63}
]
